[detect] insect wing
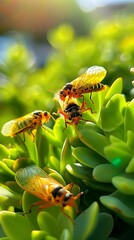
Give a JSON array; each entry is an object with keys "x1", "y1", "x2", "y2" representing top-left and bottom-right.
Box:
[
  {"x1": 72, "y1": 66, "x2": 106, "y2": 88},
  {"x1": 1, "y1": 113, "x2": 34, "y2": 136},
  {"x1": 1, "y1": 119, "x2": 19, "y2": 136},
  {"x1": 15, "y1": 165, "x2": 62, "y2": 201}
]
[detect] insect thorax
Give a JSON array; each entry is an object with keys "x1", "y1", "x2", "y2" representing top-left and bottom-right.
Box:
[
  {"x1": 51, "y1": 186, "x2": 73, "y2": 206},
  {"x1": 65, "y1": 103, "x2": 80, "y2": 113}
]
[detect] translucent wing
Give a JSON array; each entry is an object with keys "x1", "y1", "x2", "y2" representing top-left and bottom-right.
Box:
[
  {"x1": 1, "y1": 113, "x2": 34, "y2": 136},
  {"x1": 15, "y1": 165, "x2": 62, "y2": 201},
  {"x1": 72, "y1": 66, "x2": 106, "y2": 89}
]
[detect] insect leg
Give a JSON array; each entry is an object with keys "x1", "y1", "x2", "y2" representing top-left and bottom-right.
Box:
[
  {"x1": 29, "y1": 130, "x2": 35, "y2": 142},
  {"x1": 89, "y1": 92, "x2": 94, "y2": 104},
  {"x1": 65, "y1": 182, "x2": 74, "y2": 192},
  {"x1": 61, "y1": 206, "x2": 74, "y2": 224},
  {"x1": 81, "y1": 95, "x2": 85, "y2": 107},
  {"x1": 63, "y1": 120, "x2": 68, "y2": 131},
  {"x1": 23, "y1": 200, "x2": 53, "y2": 214},
  {"x1": 41, "y1": 125, "x2": 46, "y2": 131},
  {"x1": 22, "y1": 132, "x2": 25, "y2": 142}
]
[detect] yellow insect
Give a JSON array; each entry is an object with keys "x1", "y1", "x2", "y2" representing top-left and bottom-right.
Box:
[
  {"x1": 58, "y1": 97, "x2": 92, "y2": 129},
  {"x1": 59, "y1": 66, "x2": 106, "y2": 102},
  {"x1": 15, "y1": 165, "x2": 83, "y2": 221},
  {"x1": 1, "y1": 110, "x2": 52, "y2": 139}
]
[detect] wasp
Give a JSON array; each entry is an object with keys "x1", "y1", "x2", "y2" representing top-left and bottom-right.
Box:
[
  {"x1": 58, "y1": 97, "x2": 92, "y2": 129},
  {"x1": 59, "y1": 66, "x2": 106, "y2": 103},
  {"x1": 1, "y1": 110, "x2": 52, "y2": 139},
  {"x1": 15, "y1": 165, "x2": 83, "y2": 221}
]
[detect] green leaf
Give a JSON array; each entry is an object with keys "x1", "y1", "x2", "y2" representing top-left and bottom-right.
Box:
[
  {"x1": 100, "y1": 191, "x2": 134, "y2": 224},
  {"x1": 37, "y1": 211, "x2": 60, "y2": 239},
  {"x1": 104, "y1": 78, "x2": 123, "y2": 104},
  {"x1": 36, "y1": 133, "x2": 49, "y2": 168},
  {"x1": 45, "y1": 236, "x2": 58, "y2": 240},
  {"x1": 100, "y1": 94, "x2": 126, "y2": 131},
  {"x1": 76, "y1": 126, "x2": 108, "y2": 157},
  {"x1": 72, "y1": 147, "x2": 106, "y2": 168},
  {"x1": 112, "y1": 175, "x2": 134, "y2": 194},
  {"x1": 0, "y1": 145, "x2": 10, "y2": 159},
  {"x1": 126, "y1": 130, "x2": 134, "y2": 154},
  {"x1": 89, "y1": 213, "x2": 114, "y2": 240},
  {"x1": 124, "y1": 100, "x2": 134, "y2": 133},
  {"x1": 93, "y1": 164, "x2": 122, "y2": 183},
  {"x1": 23, "y1": 136, "x2": 39, "y2": 165},
  {"x1": 60, "y1": 139, "x2": 75, "y2": 181},
  {"x1": 66, "y1": 163, "x2": 91, "y2": 181},
  {"x1": 0, "y1": 211, "x2": 34, "y2": 240},
  {"x1": 0, "y1": 184, "x2": 21, "y2": 207},
  {"x1": 40, "y1": 125, "x2": 62, "y2": 148},
  {"x1": 73, "y1": 202, "x2": 99, "y2": 240},
  {"x1": 125, "y1": 156, "x2": 134, "y2": 173},
  {"x1": 31, "y1": 230, "x2": 49, "y2": 240},
  {"x1": 53, "y1": 118, "x2": 74, "y2": 143},
  {"x1": 104, "y1": 144, "x2": 131, "y2": 169},
  {"x1": 60, "y1": 229, "x2": 72, "y2": 240},
  {"x1": 57, "y1": 213, "x2": 73, "y2": 238},
  {"x1": 0, "y1": 162, "x2": 15, "y2": 178}
]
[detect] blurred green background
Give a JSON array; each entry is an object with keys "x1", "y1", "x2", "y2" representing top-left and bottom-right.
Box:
[
  {"x1": 1, "y1": 1, "x2": 134, "y2": 239},
  {"x1": 0, "y1": 0, "x2": 134, "y2": 145}
]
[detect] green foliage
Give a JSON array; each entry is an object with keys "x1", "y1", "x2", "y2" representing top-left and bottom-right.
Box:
[{"x1": 1, "y1": 15, "x2": 134, "y2": 239}]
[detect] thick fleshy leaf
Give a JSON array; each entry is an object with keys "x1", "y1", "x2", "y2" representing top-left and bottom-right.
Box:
[
  {"x1": 53, "y1": 118, "x2": 75, "y2": 142},
  {"x1": 57, "y1": 213, "x2": 73, "y2": 237},
  {"x1": 66, "y1": 163, "x2": 91, "y2": 181},
  {"x1": 40, "y1": 125, "x2": 62, "y2": 148},
  {"x1": 124, "y1": 100, "x2": 134, "y2": 133},
  {"x1": 37, "y1": 211, "x2": 60, "y2": 239},
  {"x1": 0, "y1": 145, "x2": 10, "y2": 159},
  {"x1": 126, "y1": 130, "x2": 134, "y2": 153},
  {"x1": 89, "y1": 213, "x2": 114, "y2": 240},
  {"x1": 60, "y1": 139, "x2": 75, "y2": 182},
  {"x1": 0, "y1": 211, "x2": 34, "y2": 240},
  {"x1": 0, "y1": 162, "x2": 15, "y2": 178},
  {"x1": 104, "y1": 144, "x2": 131, "y2": 170},
  {"x1": 60, "y1": 229, "x2": 72, "y2": 240},
  {"x1": 125, "y1": 156, "x2": 134, "y2": 173},
  {"x1": 112, "y1": 175, "x2": 134, "y2": 194},
  {"x1": 73, "y1": 202, "x2": 99, "y2": 240},
  {"x1": 45, "y1": 236, "x2": 58, "y2": 240},
  {"x1": 100, "y1": 191, "x2": 134, "y2": 224},
  {"x1": 31, "y1": 230, "x2": 49, "y2": 240},
  {"x1": 100, "y1": 94, "x2": 126, "y2": 131},
  {"x1": 93, "y1": 164, "x2": 122, "y2": 183},
  {"x1": 0, "y1": 184, "x2": 21, "y2": 207},
  {"x1": 72, "y1": 147, "x2": 106, "y2": 168},
  {"x1": 2, "y1": 159, "x2": 14, "y2": 169},
  {"x1": 23, "y1": 136, "x2": 39, "y2": 165},
  {"x1": 36, "y1": 134, "x2": 49, "y2": 168},
  {"x1": 104, "y1": 78, "x2": 123, "y2": 104},
  {"x1": 76, "y1": 127, "x2": 108, "y2": 157}
]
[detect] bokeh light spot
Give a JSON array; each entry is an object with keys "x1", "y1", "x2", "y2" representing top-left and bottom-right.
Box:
[{"x1": 112, "y1": 157, "x2": 122, "y2": 167}]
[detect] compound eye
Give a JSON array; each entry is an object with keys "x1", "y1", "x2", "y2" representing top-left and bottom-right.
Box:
[
  {"x1": 44, "y1": 111, "x2": 48, "y2": 116},
  {"x1": 60, "y1": 91, "x2": 66, "y2": 97}
]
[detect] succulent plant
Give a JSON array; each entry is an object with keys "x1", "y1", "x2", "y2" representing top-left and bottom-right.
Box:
[
  {"x1": 1, "y1": 15, "x2": 134, "y2": 240},
  {"x1": 0, "y1": 75, "x2": 134, "y2": 240}
]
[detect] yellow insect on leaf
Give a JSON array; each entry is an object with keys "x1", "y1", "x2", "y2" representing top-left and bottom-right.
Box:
[
  {"x1": 59, "y1": 66, "x2": 107, "y2": 103},
  {"x1": 15, "y1": 165, "x2": 83, "y2": 221},
  {"x1": 1, "y1": 110, "x2": 52, "y2": 139},
  {"x1": 58, "y1": 97, "x2": 92, "y2": 130}
]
